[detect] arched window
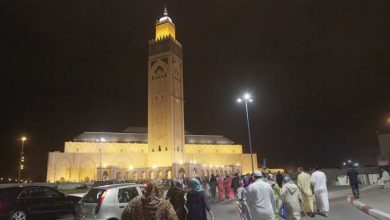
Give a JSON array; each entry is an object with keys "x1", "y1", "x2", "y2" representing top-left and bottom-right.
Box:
[{"x1": 158, "y1": 146, "x2": 161, "y2": 152}]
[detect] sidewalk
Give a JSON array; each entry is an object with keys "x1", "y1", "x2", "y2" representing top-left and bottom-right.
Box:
[{"x1": 347, "y1": 185, "x2": 390, "y2": 220}]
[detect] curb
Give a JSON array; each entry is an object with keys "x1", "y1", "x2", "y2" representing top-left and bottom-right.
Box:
[{"x1": 347, "y1": 195, "x2": 390, "y2": 220}]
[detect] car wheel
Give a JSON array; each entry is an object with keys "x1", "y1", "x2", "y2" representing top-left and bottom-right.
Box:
[{"x1": 9, "y1": 210, "x2": 27, "y2": 220}]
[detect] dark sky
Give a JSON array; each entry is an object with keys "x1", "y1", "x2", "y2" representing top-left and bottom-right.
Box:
[{"x1": 1, "y1": 0, "x2": 390, "y2": 181}]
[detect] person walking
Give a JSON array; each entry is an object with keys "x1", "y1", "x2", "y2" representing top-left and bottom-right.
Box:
[
  {"x1": 246, "y1": 171, "x2": 275, "y2": 220},
  {"x1": 204, "y1": 176, "x2": 211, "y2": 198},
  {"x1": 232, "y1": 173, "x2": 240, "y2": 197},
  {"x1": 276, "y1": 171, "x2": 284, "y2": 188},
  {"x1": 380, "y1": 168, "x2": 390, "y2": 189},
  {"x1": 166, "y1": 179, "x2": 186, "y2": 220},
  {"x1": 237, "y1": 179, "x2": 251, "y2": 220},
  {"x1": 121, "y1": 182, "x2": 178, "y2": 220},
  {"x1": 268, "y1": 180, "x2": 282, "y2": 220},
  {"x1": 217, "y1": 175, "x2": 225, "y2": 201},
  {"x1": 311, "y1": 166, "x2": 329, "y2": 217},
  {"x1": 281, "y1": 176, "x2": 302, "y2": 220},
  {"x1": 297, "y1": 167, "x2": 315, "y2": 217},
  {"x1": 347, "y1": 164, "x2": 360, "y2": 198},
  {"x1": 209, "y1": 174, "x2": 217, "y2": 200},
  {"x1": 186, "y1": 178, "x2": 214, "y2": 220},
  {"x1": 225, "y1": 175, "x2": 234, "y2": 200}
]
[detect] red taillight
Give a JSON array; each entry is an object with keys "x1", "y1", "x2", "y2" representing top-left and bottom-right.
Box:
[{"x1": 95, "y1": 190, "x2": 107, "y2": 214}]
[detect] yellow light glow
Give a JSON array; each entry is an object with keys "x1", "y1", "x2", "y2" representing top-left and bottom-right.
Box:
[
  {"x1": 155, "y1": 22, "x2": 176, "y2": 40},
  {"x1": 128, "y1": 166, "x2": 134, "y2": 170},
  {"x1": 21, "y1": 136, "x2": 27, "y2": 142},
  {"x1": 179, "y1": 160, "x2": 183, "y2": 165},
  {"x1": 153, "y1": 165, "x2": 157, "y2": 169}
]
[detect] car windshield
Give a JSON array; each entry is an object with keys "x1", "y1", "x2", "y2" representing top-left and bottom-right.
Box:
[{"x1": 81, "y1": 189, "x2": 106, "y2": 203}]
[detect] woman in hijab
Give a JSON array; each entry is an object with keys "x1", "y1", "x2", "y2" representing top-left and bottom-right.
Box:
[
  {"x1": 209, "y1": 174, "x2": 217, "y2": 200},
  {"x1": 166, "y1": 179, "x2": 186, "y2": 220},
  {"x1": 121, "y1": 182, "x2": 178, "y2": 220},
  {"x1": 281, "y1": 175, "x2": 302, "y2": 220},
  {"x1": 186, "y1": 178, "x2": 214, "y2": 220},
  {"x1": 217, "y1": 175, "x2": 225, "y2": 201}
]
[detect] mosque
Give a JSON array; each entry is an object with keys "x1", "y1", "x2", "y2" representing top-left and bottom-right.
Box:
[{"x1": 46, "y1": 8, "x2": 258, "y2": 182}]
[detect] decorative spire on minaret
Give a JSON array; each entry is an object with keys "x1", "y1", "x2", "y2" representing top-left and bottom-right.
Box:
[
  {"x1": 164, "y1": 5, "x2": 168, "y2": 16},
  {"x1": 158, "y1": 5, "x2": 173, "y2": 23}
]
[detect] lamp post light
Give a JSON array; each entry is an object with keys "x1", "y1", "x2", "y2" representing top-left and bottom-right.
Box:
[
  {"x1": 18, "y1": 136, "x2": 27, "y2": 184},
  {"x1": 342, "y1": 160, "x2": 359, "y2": 168},
  {"x1": 237, "y1": 93, "x2": 255, "y2": 174},
  {"x1": 97, "y1": 138, "x2": 105, "y2": 181}
]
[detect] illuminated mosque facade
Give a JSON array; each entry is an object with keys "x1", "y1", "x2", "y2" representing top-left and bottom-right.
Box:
[{"x1": 46, "y1": 8, "x2": 258, "y2": 182}]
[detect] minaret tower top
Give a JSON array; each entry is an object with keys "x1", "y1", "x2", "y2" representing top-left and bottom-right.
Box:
[{"x1": 155, "y1": 6, "x2": 176, "y2": 40}]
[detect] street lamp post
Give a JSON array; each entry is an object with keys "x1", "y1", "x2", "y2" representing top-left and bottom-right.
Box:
[
  {"x1": 97, "y1": 138, "x2": 105, "y2": 181},
  {"x1": 18, "y1": 136, "x2": 27, "y2": 184},
  {"x1": 237, "y1": 93, "x2": 255, "y2": 173}
]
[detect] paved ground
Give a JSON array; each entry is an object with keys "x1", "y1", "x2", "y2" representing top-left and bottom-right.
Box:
[
  {"x1": 357, "y1": 185, "x2": 390, "y2": 214},
  {"x1": 312, "y1": 193, "x2": 376, "y2": 220},
  {"x1": 209, "y1": 199, "x2": 241, "y2": 220},
  {"x1": 209, "y1": 199, "x2": 375, "y2": 220}
]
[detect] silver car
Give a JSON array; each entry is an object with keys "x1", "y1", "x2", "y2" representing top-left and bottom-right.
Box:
[{"x1": 76, "y1": 183, "x2": 144, "y2": 220}]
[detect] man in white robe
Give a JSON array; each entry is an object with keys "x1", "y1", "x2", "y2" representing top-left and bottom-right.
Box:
[
  {"x1": 311, "y1": 166, "x2": 329, "y2": 217},
  {"x1": 247, "y1": 171, "x2": 275, "y2": 220},
  {"x1": 381, "y1": 168, "x2": 390, "y2": 189}
]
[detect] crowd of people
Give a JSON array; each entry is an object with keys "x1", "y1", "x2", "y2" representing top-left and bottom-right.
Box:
[
  {"x1": 119, "y1": 165, "x2": 332, "y2": 220},
  {"x1": 121, "y1": 177, "x2": 213, "y2": 220},
  {"x1": 232, "y1": 166, "x2": 330, "y2": 220}
]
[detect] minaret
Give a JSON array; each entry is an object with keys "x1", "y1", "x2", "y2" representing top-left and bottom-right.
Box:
[{"x1": 147, "y1": 7, "x2": 185, "y2": 168}]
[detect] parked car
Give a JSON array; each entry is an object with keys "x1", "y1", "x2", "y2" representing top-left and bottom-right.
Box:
[
  {"x1": 90, "y1": 180, "x2": 126, "y2": 188},
  {"x1": 76, "y1": 183, "x2": 144, "y2": 220},
  {"x1": 0, "y1": 186, "x2": 81, "y2": 220}
]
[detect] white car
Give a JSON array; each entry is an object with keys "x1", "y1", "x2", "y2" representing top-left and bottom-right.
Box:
[{"x1": 76, "y1": 183, "x2": 144, "y2": 220}]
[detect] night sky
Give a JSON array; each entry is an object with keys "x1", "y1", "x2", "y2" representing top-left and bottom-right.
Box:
[{"x1": 1, "y1": 0, "x2": 390, "y2": 181}]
